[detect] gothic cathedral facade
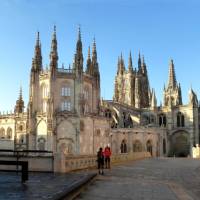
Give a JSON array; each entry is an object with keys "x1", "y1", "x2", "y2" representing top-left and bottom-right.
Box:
[{"x1": 0, "y1": 27, "x2": 199, "y2": 157}]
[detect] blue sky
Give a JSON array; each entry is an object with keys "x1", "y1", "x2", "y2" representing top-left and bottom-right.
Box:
[{"x1": 0, "y1": 0, "x2": 200, "y2": 111}]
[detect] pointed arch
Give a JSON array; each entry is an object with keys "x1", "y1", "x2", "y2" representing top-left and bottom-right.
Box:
[{"x1": 7, "y1": 127, "x2": 12, "y2": 139}]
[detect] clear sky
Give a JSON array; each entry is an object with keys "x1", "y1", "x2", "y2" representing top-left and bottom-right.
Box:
[{"x1": 0, "y1": 0, "x2": 200, "y2": 112}]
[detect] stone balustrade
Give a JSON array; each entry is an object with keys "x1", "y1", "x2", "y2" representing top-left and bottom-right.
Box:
[{"x1": 54, "y1": 152, "x2": 151, "y2": 173}]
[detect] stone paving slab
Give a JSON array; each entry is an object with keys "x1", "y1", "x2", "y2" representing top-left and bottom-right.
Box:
[
  {"x1": 76, "y1": 158, "x2": 200, "y2": 200},
  {"x1": 0, "y1": 171, "x2": 96, "y2": 200}
]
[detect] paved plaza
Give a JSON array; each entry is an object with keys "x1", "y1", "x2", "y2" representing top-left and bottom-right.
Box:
[
  {"x1": 0, "y1": 171, "x2": 95, "y2": 200},
  {"x1": 76, "y1": 158, "x2": 200, "y2": 200}
]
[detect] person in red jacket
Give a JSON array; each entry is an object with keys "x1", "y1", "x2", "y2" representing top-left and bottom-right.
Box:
[{"x1": 104, "y1": 145, "x2": 111, "y2": 169}]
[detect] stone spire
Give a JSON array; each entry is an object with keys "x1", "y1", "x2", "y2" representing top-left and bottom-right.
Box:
[
  {"x1": 92, "y1": 38, "x2": 97, "y2": 64},
  {"x1": 32, "y1": 31, "x2": 42, "y2": 71},
  {"x1": 151, "y1": 89, "x2": 157, "y2": 109},
  {"x1": 167, "y1": 59, "x2": 177, "y2": 89},
  {"x1": 163, "y1": 59, "x2": 182, "y2": 107},
  {"x1": 138, "y1": 51, "x2": 142, "y2": 73},
  {"x1": 50, "y1": 25, "x2": 58, "y2": 75},
  {"x1": 117, "y1": 53, "x2": 125, "y2": 75},
  {"x1": 178, "y1": 83, "x2": 183, "y2": 105},
  {"x1": 189, "y1": 87, "x2": 198, "y2": 106},
  {"x1": 14, "y1": 87, "x2": 24, "y2": 114},
  {"x1": 92, "y1": 38, "x2": 100, "y2": 87},
  {"x1": 86, "y1": 46, "x2": 93, "y2": 75},
  {"x1": 74, "y1": 26, "x2": 83, "y2": 76},
  {"x1": 128, "y1": 51, "x2": 134, "y2": 73},
  {"x1": 141, "y1": 55, "x2": 147, "y2": 75},
  {"x1": 92, "y1": 38, "x2": 99, "y2": 74}
]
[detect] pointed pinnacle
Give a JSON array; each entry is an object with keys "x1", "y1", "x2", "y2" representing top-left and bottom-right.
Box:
[
  {"x1": 142, "y1": 55, "x2": 145, "y2": 64},
  {"x1": 78, "y1": 25, "x2": 81, "y2": 41},
  {"x1": 88, "y1": 46, "x2": 90, "y2": 59},
  {"x1": 52, "y1": 25, "x2": 57, "y2": 40},
  {"x1": 36, "y1": 31, "x2": 40, "y2": 45},
  {"x1": 19, "y1": 86, "x2": 23, "y2": 100},
  {"x1": 92, "y1": 37, "x2": 96, "y2": 52}
]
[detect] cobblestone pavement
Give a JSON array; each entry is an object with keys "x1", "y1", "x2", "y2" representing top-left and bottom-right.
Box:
[
  {"x1": 0, "y1": 171, "x2": 95, "y2": 200},
  {"x1": 76, "y1": 158, "x2": 200, "y2": 200}
]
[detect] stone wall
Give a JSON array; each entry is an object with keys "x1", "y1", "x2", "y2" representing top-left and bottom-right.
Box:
[
  {"x1": 0, "y1": 155, "x2": 53, "y2": 172},
  {"x1": 54, "y1": 151, "x2": 151, "y2": 173}
]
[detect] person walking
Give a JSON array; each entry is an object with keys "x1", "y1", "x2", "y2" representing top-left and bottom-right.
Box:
[
  {"x1": 97, "y1": 147, "x2": 104, "y2": 175},
  {"x1": 104, "y1": 145, "x2": 111, "y2": 169}
]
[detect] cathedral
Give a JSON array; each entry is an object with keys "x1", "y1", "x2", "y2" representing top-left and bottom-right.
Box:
[{"x1": 0, "y1": 27, "x2": 199, "y2": 157}]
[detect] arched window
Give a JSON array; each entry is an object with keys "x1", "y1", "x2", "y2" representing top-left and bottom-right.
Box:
[
  {"x1": 120, "y1": 139, "x2": 127, "y2": 153},
  {"x1": 105, "y1": 109, "x2": 112, "y2": 118},
  {"x1": 61, "y1": 87, "x2": 71, "y2": 97},
  {"x1": 159, "y1": 114, "x2": 167, "y2": 127},
  {"x1": 7, "y1": 128, "x2": 12, "y2": 139},
  {"x1": 19, "y1": 134, "x2": 24, "y2": 144},
  {"x1": 177, "y1": 112, "x2": 185, "y2": 127},
  {"x1": 146, "y1": 140, "x2": 153, "y2": 156},
  {"x1": 0, "y1": 128, "x2": 5, "y2": 139},
  {"x1": 61, "y1": 101, "x2": 71, "y2": 111},
  {"x1": 133, "y1": 140, "x2": 142, "y2": 152}
]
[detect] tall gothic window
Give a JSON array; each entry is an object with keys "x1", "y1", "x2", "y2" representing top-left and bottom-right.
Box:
[
  {"x1": 61, "y1": 87, "x2": 71, "y2": 97},
  {"x1": 159, "y1": 114, "x2": 167, "y2": 127},
  {"x1": 7, "y1": 127, "x2": 12, "y2": 139},
  {"x1": 120, "y1": 139, "x2": 127, "y2": 153},
  {"x1": 61, "y1": 101, "x2": 71, "y2": 111},
  {"x1": 146, "y1": 140, "x2": 153, "y2": 156},
  {"x1": 177, "y1": 112, "x2": 185, "y2": 127},
  {"x1": 41, "y1": 84, "x2": 48, "y2": 113},
  {"x1": 0, "y1": 128, "x2": 5, "y2": 139}
]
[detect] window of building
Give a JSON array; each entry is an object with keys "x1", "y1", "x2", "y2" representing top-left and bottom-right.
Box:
[
  {"x1": 159, "y1": 114, "x2": 167, "y2": 127},
  {"x1": 61, "y1": 87, "x2": 71, "y2": 97},
  {"x1": 120, "y1": 139, "x2": 127, "y2": 153},
  {"x1": 61, "y1": 101, "x2": 71, "y2": 111},
  {"x1": 0, "y1": 128, "x2": 5, "y2": 139},
  {"x1": 177, "y1": 112, "x2": 185, "y2": 127},
  {"x1": 19, "y1": 135, "x2": 24, "y2": 144},
  {"x1": 146, "y1": 140, "x2": 153, "y2": 156},
  {"x1": 19, "y1": 124, "x2": 23, "y2": 131},
  {"x1": 7, "y1": 128, "x2": 12, "y2": 139}
]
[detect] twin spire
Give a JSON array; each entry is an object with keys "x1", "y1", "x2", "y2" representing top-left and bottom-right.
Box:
[
  {"x1": 85, "y1": 38, "x2": 99, "y2": 77},
  {"x1": 31, "y1": 26, "x2": 99, "y2": 77}
]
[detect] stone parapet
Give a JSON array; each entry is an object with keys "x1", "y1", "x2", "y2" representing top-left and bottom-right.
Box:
[{"x1": 55, "y1": 152, "x2": 151, "y2": 173}]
